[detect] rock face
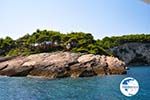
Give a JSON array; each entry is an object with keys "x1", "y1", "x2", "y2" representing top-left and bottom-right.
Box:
[
  {"x1": 0, "y1": 52, "x2": 126, "y2": 79},
  {"x1": 110, "y1": 43, "x2": 150, "y2": 65}
]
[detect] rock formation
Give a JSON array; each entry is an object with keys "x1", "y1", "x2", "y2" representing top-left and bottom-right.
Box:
[
  {"x1": 110, "y1": 43, "x2": 150, "y2": 65},
  {"x1": 0, "y1": 52, "x2": 126, "y2": 79}
]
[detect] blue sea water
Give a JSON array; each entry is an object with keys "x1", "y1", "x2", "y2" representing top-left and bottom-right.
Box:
[{"x1": 0, "y1": 66, "x2": 150, "y2": 100}]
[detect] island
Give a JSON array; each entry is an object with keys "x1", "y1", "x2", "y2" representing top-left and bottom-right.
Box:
[{"x1": 0, "y1": 29, "x2": 150, "y2": 78}]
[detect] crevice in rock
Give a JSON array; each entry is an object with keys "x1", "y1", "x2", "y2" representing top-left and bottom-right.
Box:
[
  {"x1": 79, "y1": 70, "x2": 97, "y2": 77},
  {"x1": 0, "y1": 64, "x2": 8, "y2": 70}
]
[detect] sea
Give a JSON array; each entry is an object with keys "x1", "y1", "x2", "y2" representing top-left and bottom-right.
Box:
[{"x1": 0, "y1": 66, "x2": 150, "y2": 100}]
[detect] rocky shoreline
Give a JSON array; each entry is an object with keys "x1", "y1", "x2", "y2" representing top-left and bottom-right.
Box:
[{"x1": 0, "y1": 52, "x2": 126, "y2": 79}]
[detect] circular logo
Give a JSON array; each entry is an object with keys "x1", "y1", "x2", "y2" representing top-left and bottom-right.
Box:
[{"x1": 120, "y1": 77, "x2": 139, "y2": 97}]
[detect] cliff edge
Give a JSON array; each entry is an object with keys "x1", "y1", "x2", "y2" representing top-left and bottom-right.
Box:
[{"x1": 110, "y1": 43, "x2": 150, "y2": 65}]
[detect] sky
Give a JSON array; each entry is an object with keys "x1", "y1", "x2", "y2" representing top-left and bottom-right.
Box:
[{"x1": 0, "y1": 0, "x2": 150, "y2": 39}]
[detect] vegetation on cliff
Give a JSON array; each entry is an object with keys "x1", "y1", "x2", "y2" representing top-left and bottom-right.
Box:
[{"x1": 0, "y1": 29, "x2": 149, "y2": 56}]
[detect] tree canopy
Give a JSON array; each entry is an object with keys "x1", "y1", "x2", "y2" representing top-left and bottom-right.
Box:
[{"x1": 0, "y1": 29, "x2": 149, "y2": 56}]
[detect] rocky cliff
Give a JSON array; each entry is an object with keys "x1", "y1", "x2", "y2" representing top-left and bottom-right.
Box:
[
  {"x1": 0, "y1": 52, "x2": 126, "y2": 79},
  {"x1": 110, "y1": 43, "x2": 150, "y2": 65}
]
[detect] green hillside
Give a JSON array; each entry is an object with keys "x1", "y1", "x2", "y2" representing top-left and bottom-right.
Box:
[{"x1": 0, "y1": 29, "x2": 149, "y2": 56}]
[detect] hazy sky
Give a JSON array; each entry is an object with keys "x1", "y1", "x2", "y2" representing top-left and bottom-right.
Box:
[{"x1": 0, "y1": 0, "x2": 150, "y2": 39}]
